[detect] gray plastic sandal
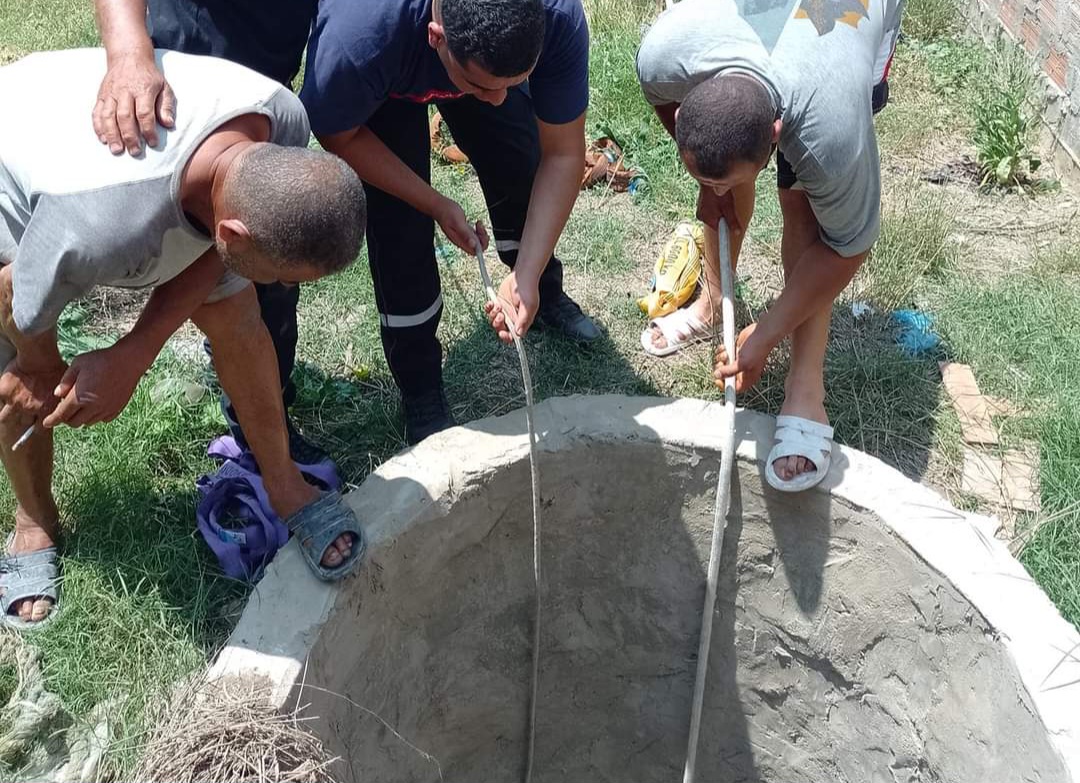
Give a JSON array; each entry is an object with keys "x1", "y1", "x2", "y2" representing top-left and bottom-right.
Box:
[
  {"x1": 0, "y1": 537, "x2": 60, "y2": 631},
  {"x1": 285, "y1": 491, "x2": 366, "y2": 582}
]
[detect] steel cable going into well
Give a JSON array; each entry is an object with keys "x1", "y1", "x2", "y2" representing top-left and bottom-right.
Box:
[
  {"x1": 682, "y1": 219, "x2": 737, "y2": 782},
  {"x1": 473, "y1": 245, "x2": 541, "y2": 783}
]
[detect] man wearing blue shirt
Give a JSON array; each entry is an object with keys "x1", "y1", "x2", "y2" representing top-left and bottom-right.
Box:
[
  {"x1": 95, "y1": 0, "x2": 598, "y2": 445},
  {"x1": 303, "y1": 0, "x2": 599, "y2": 443}
]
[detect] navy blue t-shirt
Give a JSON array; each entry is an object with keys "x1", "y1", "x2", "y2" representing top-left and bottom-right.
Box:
[
  {"x1": 147, "y1": 0, "x2": 316, "y2": 87},
  {"x1": 300, "y1": 0, "x2": 590, "y2": 135}
]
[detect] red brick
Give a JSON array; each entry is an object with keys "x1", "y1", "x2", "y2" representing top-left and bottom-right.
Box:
[
  {"x1": 1040, "y1": 0, "x2": 1060, "y2": 35},
  {"x1": 1046, "y1": 46, "x2": 1069, "y2": 88},
  {"x1": 1021, "y1": 14, "x2": 1041, "y2": 52},
  {"x1": 1000, "y1": 0, "x2": 1021, "y2": 34}
]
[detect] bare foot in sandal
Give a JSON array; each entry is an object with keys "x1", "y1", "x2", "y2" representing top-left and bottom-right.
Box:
[
  {"x1": 773, "y1": 393, "x2": 829, "y2": 482},
  {"x1": 642, "y1": 298, "x2": 714, "y2": 356},
  {"x1": 2, "y1": 513, "x2": 61, "y2": 627},
  {"x1": 286, "y1": 492, "x2": 365, "y2": 581}
]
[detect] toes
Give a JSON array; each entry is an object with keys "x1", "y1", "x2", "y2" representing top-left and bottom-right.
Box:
[
  {"x1": 320, "y1": 534, "x2": 358, "y2": 569},
  {"x1": 31, "y1": 597, "x2": 52, "y2": 623},
  {"x1": 772, "y1": 456, "x2": 819, "y2": 480},
  {"x1": 650, "y1": 328, "x2": 667, "y2": 349},
  {"x1": 17, "y1": 599, "x2": 31, "y2": 622},
  {"x1": 774, "y1": 456, "x2": 818, "y2": 481},
  {"x1": 321, "y1": 547, "x2": 343, "y2": 568}
]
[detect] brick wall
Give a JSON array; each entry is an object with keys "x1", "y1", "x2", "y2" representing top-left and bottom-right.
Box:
[{"x1": 965, "y1": 0, "x2": 1080, "y2": 169}]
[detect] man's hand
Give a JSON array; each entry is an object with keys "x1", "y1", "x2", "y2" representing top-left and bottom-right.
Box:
[
  {"x1": 0, "y1": 358, "x2": 67, "y2": 429},
  {"x1": 697, "y1": 184, "x2": 744, "y2": 238},
  {"x1": 93, "y1": 52, "x2": 176, "y2": 156},
  {"x1": 42, "y1": 343, "x2": 149, "y2": 428},
  {"x1": 484, "y1": 271, "x2": 539, "y2": 344},
  {"x1": 714, "y1": 323, "x2": 774, "y2": 394},
  {"x1": 433, "y1": 196, "x2": 489, "y2": 255}
]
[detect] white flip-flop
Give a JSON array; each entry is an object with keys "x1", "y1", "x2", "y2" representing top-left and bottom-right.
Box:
[
  {"x1": 640, "y1": 308, "x2": 710, "y2": 357},
  {"x1": 765, "y1": 415, "x2": 835, "y2": 493}
]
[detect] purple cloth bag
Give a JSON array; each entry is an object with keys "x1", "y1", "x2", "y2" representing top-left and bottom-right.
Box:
[{"x1": 196, "y1": 436, "x2": 341, "y2": 582}]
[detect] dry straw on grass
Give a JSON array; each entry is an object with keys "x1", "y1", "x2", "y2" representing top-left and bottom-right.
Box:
[{"x1": 134, "y1": 676, "x2": 339, "y2": 783}]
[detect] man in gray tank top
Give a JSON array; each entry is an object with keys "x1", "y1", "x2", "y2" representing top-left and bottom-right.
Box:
[{"x1": 0, "y1": 49, "x2": 367, "y2": 628}]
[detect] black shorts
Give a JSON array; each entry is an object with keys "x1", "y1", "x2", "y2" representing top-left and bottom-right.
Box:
[{"x1": 776, "y1": 79, "x2": 890, "y2": 190}]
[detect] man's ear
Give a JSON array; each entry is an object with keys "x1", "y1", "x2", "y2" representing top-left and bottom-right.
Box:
[
  {"x1": 427, "y1": 21, "x2": 445, "y2": 50},
  {"x1": 216, "y1": 218, "x2": 253, "y2": 251},
  {"x1": 771, "y1": 119, "x2": 782, "y2": 144}
]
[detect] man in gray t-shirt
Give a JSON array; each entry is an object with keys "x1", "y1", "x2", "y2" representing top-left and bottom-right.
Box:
[
  {"x1": 0, "y1": 49, "x2": 367, "y2": 627},
  {"x1": 636, "y1": 0, "x2": 902, "y2": 492}
]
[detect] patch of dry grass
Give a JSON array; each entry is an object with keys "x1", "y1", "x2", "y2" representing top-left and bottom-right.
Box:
[{"x1": 134, "y1": 677, "x2": 338, "y2": 783}]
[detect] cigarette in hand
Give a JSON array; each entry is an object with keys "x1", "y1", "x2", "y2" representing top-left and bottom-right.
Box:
[{"x1": 11, "y1": 424, "x2": 35, "y2": 452}]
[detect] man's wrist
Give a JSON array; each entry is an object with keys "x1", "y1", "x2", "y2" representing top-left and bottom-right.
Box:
[
  {"x1": 105, "y1": 43, "x2": 155, "y2": 67},
  {"x1": 13, "y1": 349, "x2": 64, "y2": 375},
  {"x1": 753, "y1": 310, "x2": 787, "y2": 352},
  {"x1": 513, "y1": 257, "x2": 544, "y2": 288},
  {"x1": 420, "y1": 189, "x2": 449, "y2": 220},
  {"x1": 114, "y1": 331, "x2": 161, "y2": 371}
]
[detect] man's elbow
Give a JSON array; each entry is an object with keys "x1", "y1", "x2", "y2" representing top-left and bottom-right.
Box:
[{"x1": 316, "y1": 126, "x2": 363, "y2": 156}]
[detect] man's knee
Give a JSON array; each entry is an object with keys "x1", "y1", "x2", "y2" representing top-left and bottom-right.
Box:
[
  {"x1": 779, "y1": 187, "x2": 816, "y2": 227},
  {"x1": 778, "y1": 188, "x2": 820, "y2": 270}
]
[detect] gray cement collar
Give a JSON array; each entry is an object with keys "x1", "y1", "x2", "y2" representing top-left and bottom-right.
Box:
[{"x1": 211, "y1": 395, "x2": 1080, "y2": 780}]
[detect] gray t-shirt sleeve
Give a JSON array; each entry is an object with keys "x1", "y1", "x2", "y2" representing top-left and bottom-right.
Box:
[
  {"x1": 636, "y1": 0, "x2": 776, "y2": 107},
  {"x1": 266, "y1": 88, "x2": 312, "y2": 148},
  {"x1": 636, "y1": 7, "x2": 706, "y2": 106},
  {"x1": 788, "y1": 128, "x2": 882, "y2": 258}
]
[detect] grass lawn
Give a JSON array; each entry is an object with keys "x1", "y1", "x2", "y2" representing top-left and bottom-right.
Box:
[{"x1": 1, "y1": 0, "x2": 1079, "y2": 777}]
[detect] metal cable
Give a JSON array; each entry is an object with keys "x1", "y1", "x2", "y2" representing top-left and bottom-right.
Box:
[{"x1": 473, "y1": 246, "x2": 542, "y2": 783}]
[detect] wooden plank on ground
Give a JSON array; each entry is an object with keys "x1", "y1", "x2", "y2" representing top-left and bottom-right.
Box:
[
  {"x1": 961, "y1": 445, "x2": 1040, "y2": 513},
  {"x1": 939, "y1": 361, "x2": 999, "y2": 445}
]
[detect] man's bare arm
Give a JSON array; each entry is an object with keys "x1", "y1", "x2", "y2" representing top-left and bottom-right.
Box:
[
  {"x1": 716, "y1": 241, "x2": 867, "y2": 391},
  {"x1": 44, "y1": 249, "x2": 230, "y2": 428},
  {"x1": 654, "y1": 102, "x2": 677, "y2": 139},
  {"x1": 93, "y1": 0, "x2": 176, "y2": 155},
  {"x1": 319, "y1": 127, "x2": 488, "y2": 254}
]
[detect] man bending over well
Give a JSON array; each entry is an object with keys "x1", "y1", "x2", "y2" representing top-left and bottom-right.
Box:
[
  {"x1": 0, "y1": 49, "x2": 367, "y2": 629},
  {"x1": 636, "y1": 0, "x2": 903, "y2": 492}
]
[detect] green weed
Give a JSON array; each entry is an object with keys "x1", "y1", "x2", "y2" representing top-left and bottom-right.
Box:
[
  {"x1": 915, "y1": 37, "x2": 987, "y2": 96},
  {"x1": 969, "y1": 41, "x2": 1043, "y2": 188}
]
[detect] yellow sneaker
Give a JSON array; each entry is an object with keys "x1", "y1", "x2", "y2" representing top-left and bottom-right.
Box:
[{"x1": 638, "y1": 222, "x2": 704, "y2": 320}]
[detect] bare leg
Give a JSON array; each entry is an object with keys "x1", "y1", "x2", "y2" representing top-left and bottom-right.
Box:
[
  {"x1": 0, "y1": 419, "x2": 60, "y2": 622},
  {"x1": 649, "y1": 179, "x2": 756, "y2": 350},
  {"x1": 775, "y1": 188, "x2": 832, "y2": 481},
  {"x1": 192, "y1": 288, "x2": 352, "y2": 568}
]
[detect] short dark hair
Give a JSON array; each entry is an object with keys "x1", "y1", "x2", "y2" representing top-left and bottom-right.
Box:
[
  {"x1": 441, "y1": 0, "x2": 546, "y2": 77},
  {"x1": 676, "y1": 74, "x2": 775, "y2": 180},
  {"x1": 226, "y1": 145, "x2": 366, "y2": 275}
]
